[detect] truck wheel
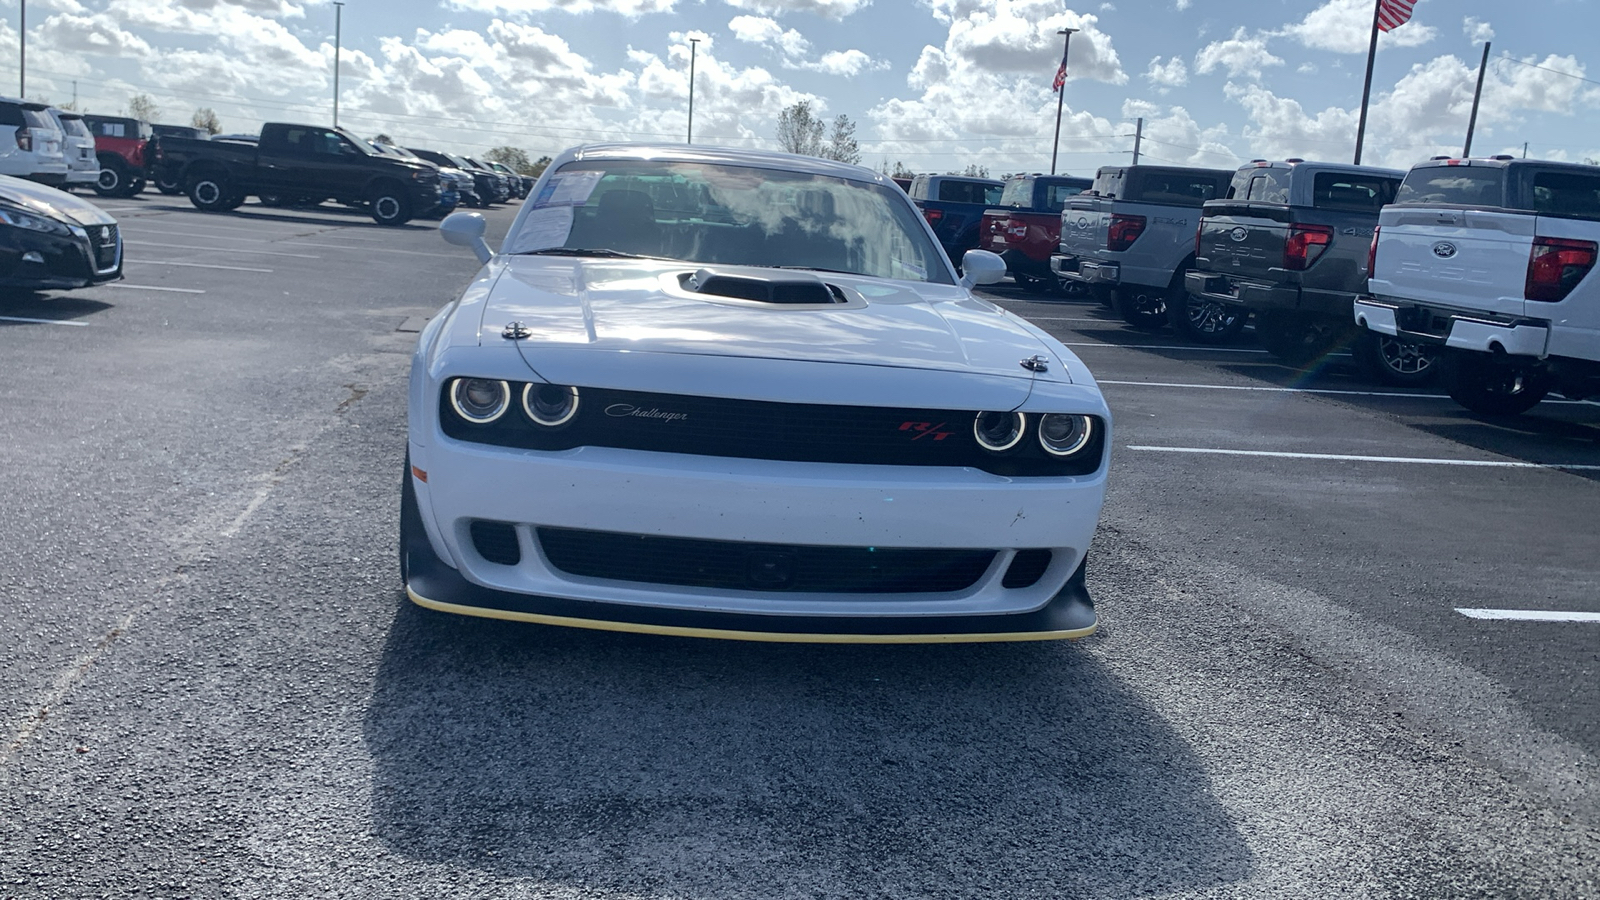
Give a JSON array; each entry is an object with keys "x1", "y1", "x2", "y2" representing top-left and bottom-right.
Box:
[
  {"x1": 1015, "y1": 273, "x2": 1053, "y2": 294},
  {"x1": 94, "y1": 160, "x2": 128, "y2": 197},
  {"x1": 187, "y1": 173, "x2": 235, "y2": 212},
  {"x1": 1114, "y1": 286, "x2": 1170, "y2": 332},
  {"x1": 369, "y1": 185, "x2": 413, "y2": 226},
  {"x1": 154, "y1": 172, "x2": 183, "y2": 195},
  {"x1": 1352, "y1": 333, "x2": 1440, "y2": 387},
  {"x1": 222, "y1": 193, "x2": 248, "y2": 211},
  {"x1": 1170, "y1": 292, "x2": 1247, "y2": 344},
  {"x1": 120, "y1": 177, "x2": 146, "y2": 199},
  {"x1": 1444, "y1": 352, "x2": 1550, "y2": 416},
  {"x1": 258, "y1": 193, "x2": 286, "y2": 207},
  {"x1": 1257, "y1": 312, "x2": 1351, "y2": 365},
  {"x1": 1087, "y1": 284, "x2": 1115, "y2": 308}
]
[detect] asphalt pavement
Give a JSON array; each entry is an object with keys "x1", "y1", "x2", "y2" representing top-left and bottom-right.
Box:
[{"x1": 0, "y1": 194, "x2": 1596, "y2": 898}]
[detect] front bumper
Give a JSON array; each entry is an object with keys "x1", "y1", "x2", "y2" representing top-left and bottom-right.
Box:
[
  {"x1": 0, "y1": 224, "x2": 122, "y2": 289},
  {"x1": 1354, "y1": 296, "x2": 1550, "y2": 358},
  {"x1": 406, "y1": 438, "x2": 1105, "y2": 640}
]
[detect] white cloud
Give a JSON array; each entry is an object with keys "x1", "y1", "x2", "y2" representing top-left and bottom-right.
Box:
[
  {"x1": 726, "y1": 14, "x2": 878, "y2": 74},
  {"x1": 1279, "y1": 0, "x2": 1436, "y2": 54},
  {"x1": 1463, "y1": 17, "x2": 1494, "y2": 43},
  {"x1": 33, "y1": 13, "x2": 154, "y2": 58},
  {"x1": 1194, "y1": 28, "x2": 1282, "y2": 80},
  {"x1": 728, "y1": 14, "x2": 784, "y2": 44},
  {"x1": 926, "y1": 1, "x2": 1124, "y2": 84},
  {"x1": 722, "y1": 0, "x2": 869, "y2": 18},
  {"x1": 1119, "y1": 100, "x2": 1239, "y2": 168},
  {"x1": 806, "y1": 49, "x2": 881, "y2": 77},
  {"x1": 1174, "y1": 0, "x2": 1190, "y2": 8},
  {"x1": 1145, "y1": 55, "x2": 1187, "y2": 89},
  {"x1": 445, "y1": 0, "x2": 677, "y2": 16}
]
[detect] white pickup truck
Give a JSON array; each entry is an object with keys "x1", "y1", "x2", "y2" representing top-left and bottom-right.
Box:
[{"x1": 1356, "y1": 157, "x2": 1600, "y2": 414}]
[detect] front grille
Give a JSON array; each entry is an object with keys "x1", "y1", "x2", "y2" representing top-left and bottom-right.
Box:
[
  {"x1": 470, "y1": 520, "x2": 522, "y2": 565},
  {"x1": 537, "y1": 527, "x2": 995, "y2": 594},
  {"x1": 1001, "y1": 549, "x2": 1053, "y2": 588},
  {"x1": 440, "y1": 386, "x2": 1105, "y2": 477},
  {"x1": 85, "y1": 224, "x2": 119, "y2": 273}
]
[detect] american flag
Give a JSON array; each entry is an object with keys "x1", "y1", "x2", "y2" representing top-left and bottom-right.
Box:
[
  {"x1": 1052, "y1": 41, "x2": 1071, "y2": 90},
  {"x1": 1377, "y1": 0, "x2": 1416, "y2": 32}
]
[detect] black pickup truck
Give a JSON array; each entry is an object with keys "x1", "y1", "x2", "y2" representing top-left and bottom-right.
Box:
[{"x1": 148, "y1": 123, "x2": 442, "y2": 225}]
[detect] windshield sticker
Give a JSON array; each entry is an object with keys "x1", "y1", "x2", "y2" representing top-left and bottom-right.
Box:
[
  {"x1": 893, "y1": 258, "x2": 927, "y2": 281},
  {"x1": 504, "y1": 206, "x2": 574, "y2": 254},
  {"x1": 533, "y1": 171, "x2": 603, "y2": 209}
]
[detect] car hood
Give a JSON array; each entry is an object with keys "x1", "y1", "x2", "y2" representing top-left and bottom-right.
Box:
[
  {"x1": 475, "y1": 256, "x2": 1066, "y2": 382},
  {"x1": 0, "y1": 174, "x2": 116, "y2": 226}
]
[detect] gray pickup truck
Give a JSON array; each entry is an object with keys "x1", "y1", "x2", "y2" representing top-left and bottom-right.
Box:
[
  {"x1": 1185, "y1": 160, "x2": 1436, "y2": 382},
  {"x1": 1051, "y1": 165, "x2": 1232, "y2": 329}
]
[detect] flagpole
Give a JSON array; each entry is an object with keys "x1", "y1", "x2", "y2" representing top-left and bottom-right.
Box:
[
  {"x1": 1050, "y1": 27, "x2": 1076, "y2": 176},
  {"x1": 1352, "y1": 0, "x2": 1383, "y2": 165}
]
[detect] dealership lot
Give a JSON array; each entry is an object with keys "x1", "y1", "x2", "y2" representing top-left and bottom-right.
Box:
[{"x1": 1, "y1": 197, "x2": 1596, "y2": 897}]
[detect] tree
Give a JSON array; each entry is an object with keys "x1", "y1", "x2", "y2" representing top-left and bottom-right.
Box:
[
  {"x1": 952, "y1": 163, "x2": 989, "y2": 178},
  {"x1": 777, "y1": 102, "x2": 861, "y2": 164},
  {"x1": 776, "y1": 101, "x2": 825, "y2": 157},
  {"x1": 892, "y1": 160, "x2": 914, "y2": 178},
  {"x1": 128, "y1": 93, "x2": 159, "y2": 123},
  {"x1": 371, "y1": 132, "x2": 394, "y2": 145},
  {"x1": 483, "y1": 146, "x2": 536, "y2": 174},
  {"x1": 824, "y1": 114, "x2": 860, "y2": 165},
  {"x1": 192, "y1": 108, "x2": 221, "y2": 135},
  {"x1": 529, "y1": 156, "x2": 552, "y2": 177}
]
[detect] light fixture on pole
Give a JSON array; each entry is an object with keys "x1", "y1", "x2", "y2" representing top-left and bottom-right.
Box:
[
  {"x1": 1050, "y1": 27, "x2": 1078, "y2": 176},
  {"x1": 333, "y1": 1, "x2": 345, "y2": 128},
  {"x1": 687, "y1": 37, "x2": 700, "y2": 144}
]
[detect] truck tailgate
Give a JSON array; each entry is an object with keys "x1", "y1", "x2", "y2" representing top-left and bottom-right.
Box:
[
  {"x1": 1370, "y1": 207, "x2": 1534, "y2": 317},
  {"x1": 1058, "y1": 198, "x2": 1110, "y2": 257},
  {"x1": 1196, "y1": 205, "x2": 1291, "y2": 285}
]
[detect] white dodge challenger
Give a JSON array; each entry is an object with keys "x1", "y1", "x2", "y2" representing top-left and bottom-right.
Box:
[{"x1": 404, "y1": 143, "x2": 1111, "y2": 642}]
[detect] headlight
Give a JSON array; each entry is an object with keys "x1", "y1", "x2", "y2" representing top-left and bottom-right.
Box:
[
  {"x1": 1038, "y1": 414, "x2": 1094, "y2": 457},
  {"x1": 973, "y1": 411, "x2": 1025, "y2": 452},
  {"x1": 522, "y1": 383, "x2": 580, "y2": 427},
  {"x1": 0, "y1": 206, "x2": 72, "y2": 236},
  {"x1": 450, "y1": 378, "x2": 510, "y2": 424}
]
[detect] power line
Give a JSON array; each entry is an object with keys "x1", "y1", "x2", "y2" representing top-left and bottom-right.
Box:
[{"x1": 1492, "y1": 54, "x2": 1600, "y2": 87}]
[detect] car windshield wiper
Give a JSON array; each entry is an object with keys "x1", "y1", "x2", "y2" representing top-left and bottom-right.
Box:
[
  {"x1": 774, "y1": 265, "x2": 861, "y2": 276},
  {"x1": 515, "y1": 248, "x2": 654, "y2": 259}
]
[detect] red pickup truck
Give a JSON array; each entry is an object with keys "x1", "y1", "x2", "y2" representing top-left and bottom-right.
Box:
[{"x1": 979, "y1": 174, "x2": 1091, "y2": 293}]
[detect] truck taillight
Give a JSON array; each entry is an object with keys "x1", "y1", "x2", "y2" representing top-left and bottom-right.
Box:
[
  {"x1": 1284, "y1": 223, "x2": 1333, "y2": 271},
  {"x1": 922, "y1": 207, "x2": 943, "y2": 225},
  {"x1": 1107, "y1": 213, "x2": 1146, "y2": 252},
  {"x1": 1525, "y1": 236, "x2": 1597, "y2": 303},
  {"x1": 1366, "y1": 226, "x2": 1380, "y2": 278},
  {"x1": 15, "y1": 129, "x2": 31, "y2": 152}
]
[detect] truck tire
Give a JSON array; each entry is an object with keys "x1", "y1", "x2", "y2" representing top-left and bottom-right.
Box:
[
  {"x1": 222, "y1": 193, "x2": 247, "y2": 211},
  {"x1": 1114, "y1": 285, "x2": 1171, "y2": 332},
  {"x1": 1014, "y1": 273, "x2": 1053, "y2": 294},
  {"x1": 1444, "y1": 351, "x2": 1550, "y2": 416},
  {"x1": 1352, "y1": 332, "x2": 1439, "y2": 387},
  {"x1": 154, "y1": 171, "x2": 183, "y2": 195},
  {"x1": 94, "y1": 159, "x2": 129, "y2": 197},
  {"x1": 187, "y1": 172, "x2": 235, "y2": 212},
  {"x1": 1170, "y1": 292, "x2": 1247, "y2": 344},
  {"x1": 369, "y1": 184, "x2": 413, "y2": 226},
  {"x1": 121, "y1": 176, "x2": 146, "y2": 199},
  {"x1": 1256, "y1": 312, "x2": 1351, "y2": 365}
]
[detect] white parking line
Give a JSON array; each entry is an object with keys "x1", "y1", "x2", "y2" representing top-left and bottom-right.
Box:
[
  {"x1": 1456, "y1": 608, "x2": 1600, "y2": 623},
  {"x1": 1127, "y1": 445, "x2": 1600, "y2": 471},
  {"x1": 126, "y1": 218, "x2": 324, "y2": 236},
  {"x1": 280, "y1": 241, "x2": 460, "y2": 258},
  {"x1": 106, "y1": 284, "x2": 207, "y2": 294},
  {"x1": 1062, "y1": 341, "x2": 1272, "y2": 354},
  {"x1": 132, "y1": 260, "x2": 273, "y2": 273},
  {"x1": 0, "y1": 314, "x2": 88, "y2": 327},
  {"x1": 123, "y1": 240, "x2": 319, "y2": 259},
  {"x1": 124, "y1": 227, "x2": 276, "y2": 244},
  {"x1": 1100, "y1": 379, "x2": 1448, "y2": 399}
]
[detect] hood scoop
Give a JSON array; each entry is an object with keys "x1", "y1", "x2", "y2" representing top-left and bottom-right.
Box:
[{"x1": 682, "y1": 267, "x2": 848, "y2": 306}]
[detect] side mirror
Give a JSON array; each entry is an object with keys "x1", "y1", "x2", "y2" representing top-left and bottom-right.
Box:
[
  {"x1": 959, "y1": 249, "x2": 1007, "y2": 288},
  {"x1": 440, "y1": 211, "x2": 492, "y2": 264}
]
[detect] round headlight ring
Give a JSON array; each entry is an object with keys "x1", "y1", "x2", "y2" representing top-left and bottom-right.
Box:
[
  {"x1": 450, "y1": 377, "x2": 510, "y2": 424},
  {"x1": 522, "y1": 383, "x2": 580, "y2": 427},
  {"x1": 973, "y1": 411, "x2": 1026, "y2": 453},
  {"x1": 1038, "y1": 413, "x2": 1094, "y2": 457}
]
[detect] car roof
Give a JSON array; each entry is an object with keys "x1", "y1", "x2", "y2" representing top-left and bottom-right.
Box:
[
  {"x1": 1236, "y1": 159, "x2": 1404, "y2": 179},
  {"x1": 1407, "y1": 157, "x2": 1596, "y2": 174},
  {"x1": 568, "y1": 142, "x2": 888, "y2": 186}
]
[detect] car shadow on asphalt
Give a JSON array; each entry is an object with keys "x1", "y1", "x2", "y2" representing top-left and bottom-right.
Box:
[
  {"x1": 362, "y1": 601, "x2": 1254, "y2": 897},
  {"x1": 0, "y1": 291, "x2": 112, "y2": 325}
]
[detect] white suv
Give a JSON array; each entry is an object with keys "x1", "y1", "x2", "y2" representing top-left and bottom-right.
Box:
[
  {"x1": 48, "y1": 109, "x2": 98, "y2": 190},
  {"x1": 0, "y1": 97, "x2": 67, "y2": 186}
]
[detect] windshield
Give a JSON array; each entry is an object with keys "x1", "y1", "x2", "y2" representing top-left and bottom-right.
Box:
[
  {"x1": 505, "y1": 159, "x2": 953, "y2": 284},
  {"x1": 58, "y1": 116, "x2": 90, "y2": 138}
]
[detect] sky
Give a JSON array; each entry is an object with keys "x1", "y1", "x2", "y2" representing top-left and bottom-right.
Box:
[{"x1": 2, "y1": 0, "x2": 1598, "y2": 176}]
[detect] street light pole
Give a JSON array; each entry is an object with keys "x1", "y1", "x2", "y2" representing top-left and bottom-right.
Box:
[
  {"x1": 1050, "y1": 27, "x2": 1077, "y2": 176},
  {"x1": 333, "y1": 1, "x2": 345, "y2": 128},
  {"x1": 18, "y1": 0, "x2": 25, "y2": 98},
  {"x1": 687, "y1": 37, "x2": 699, "y2": 144}
]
